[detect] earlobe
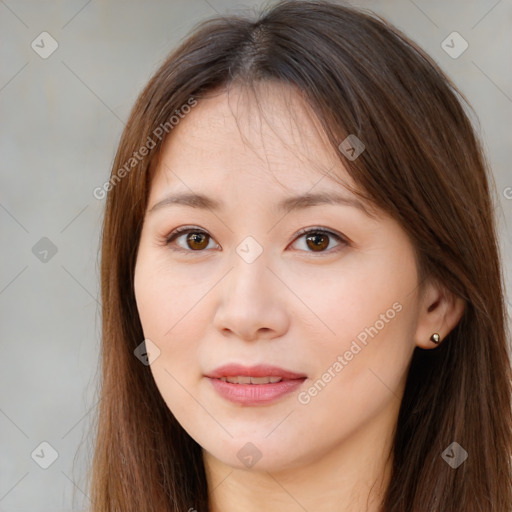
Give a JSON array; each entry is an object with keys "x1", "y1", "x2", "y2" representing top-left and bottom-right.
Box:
[{"x1": 414, "y1": 282, "x2": 466, "y2": 349}]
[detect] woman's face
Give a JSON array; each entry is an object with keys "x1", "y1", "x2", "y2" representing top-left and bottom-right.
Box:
[{"x1": 134, "y1": 83, "x2": 424, "y2": 473}]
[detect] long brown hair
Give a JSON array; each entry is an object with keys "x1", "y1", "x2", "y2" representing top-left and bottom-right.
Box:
[{"x1": 87, "y1": 1, "x2": 512, "y2": 510}]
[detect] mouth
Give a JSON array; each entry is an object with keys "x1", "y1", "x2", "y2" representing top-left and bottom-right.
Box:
[{"x1": 205, "y1": 363, "x2": 307, "y2": 405}]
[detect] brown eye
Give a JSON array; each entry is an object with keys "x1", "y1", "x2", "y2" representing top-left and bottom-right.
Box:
[
  {"x1": 305, "y1": 232, "x2": 330, "y2": 252},
  {"x1": 186, "y1": 232, "x2": 210, "y2": 250}
]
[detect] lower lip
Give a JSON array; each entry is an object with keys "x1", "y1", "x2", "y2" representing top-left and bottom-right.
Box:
[{"x1": 207, "y1": 377, "x2": 306, "y2": 405}]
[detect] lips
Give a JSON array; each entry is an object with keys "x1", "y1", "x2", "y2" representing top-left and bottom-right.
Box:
[
  {"x1": 205, "y1": 363, "x2": 307, "y2": 405},
  {"x1": 205, "y1": 363, "x2": 307, "y2": 381}
]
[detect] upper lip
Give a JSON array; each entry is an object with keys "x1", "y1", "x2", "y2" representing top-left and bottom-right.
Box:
[{"x1": 205, "y1": 364, "x2": 306, "y2": 380}]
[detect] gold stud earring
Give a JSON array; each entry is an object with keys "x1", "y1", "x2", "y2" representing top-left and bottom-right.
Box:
[{"x1": 430, "y1": 333, "x2": 441, "y2": 344}]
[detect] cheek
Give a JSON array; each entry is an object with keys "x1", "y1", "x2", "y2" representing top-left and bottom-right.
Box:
[
  {"x1": 135, "y1": 245, "x2": 204, "y2": 338},
  {"x1": 134, "y1": 258, "x2": 209, "y2": 421},
  {"x1": 134, "y1": 246, "x2": 218, "y2": 367},
  {"x1": 293, "y1": 246, "x2": 418, "y2": 399},
  {"x1": 289, "y1": 250, "x2": 414, "y2": 350},
  {"x1": 135, "y1": 274, "x2": 205, "y2": 358}
]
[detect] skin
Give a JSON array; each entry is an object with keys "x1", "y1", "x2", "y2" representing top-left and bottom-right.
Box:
[{"x1": 133, "y1": 82, "x2": 465, "y2": 512}]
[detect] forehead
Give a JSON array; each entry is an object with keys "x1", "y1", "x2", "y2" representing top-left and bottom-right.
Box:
[{"x1": 150, "y1": 82, "x2": 362, "y2": 207}]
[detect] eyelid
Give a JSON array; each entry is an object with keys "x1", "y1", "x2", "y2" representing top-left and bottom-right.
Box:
[{"x1": 164, "y1": 225, "x2": 349, "y2": 254}]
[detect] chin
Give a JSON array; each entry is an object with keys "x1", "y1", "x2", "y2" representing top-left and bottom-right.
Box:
[{"x1": 201, "y1": 433, "x2": 311, "y2": 473}]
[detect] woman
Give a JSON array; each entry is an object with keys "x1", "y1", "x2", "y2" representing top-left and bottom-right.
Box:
[{"x1": 87, "y1": 1, "x2": 512, "y2": 510}]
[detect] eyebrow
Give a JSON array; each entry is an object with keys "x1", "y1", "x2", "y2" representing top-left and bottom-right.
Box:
[{"x1": 148, "y1": 191, "x2": 375, "y2": 217}]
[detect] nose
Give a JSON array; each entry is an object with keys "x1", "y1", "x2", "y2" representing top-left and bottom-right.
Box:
[{"x1": 212, "y1": 253, "x2": 290, "y2": 342}]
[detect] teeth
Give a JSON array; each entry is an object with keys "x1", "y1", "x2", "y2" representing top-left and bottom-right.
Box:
[{"x1": 219, "y1": 376, "x2": 283, "y2": 384}]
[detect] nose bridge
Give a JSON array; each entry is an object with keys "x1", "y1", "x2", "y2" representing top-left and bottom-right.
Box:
[
  {"x1": 229, "y1": 233, "x2": 272, "y2": 303},
  {"x1": 235, "y1": 234, "x2": 266, "y2": 267}
]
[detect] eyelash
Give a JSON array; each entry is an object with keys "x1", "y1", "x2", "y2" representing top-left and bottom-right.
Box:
[{"x1": 163, "y1": 225, "x2": 349, "y2": 255}]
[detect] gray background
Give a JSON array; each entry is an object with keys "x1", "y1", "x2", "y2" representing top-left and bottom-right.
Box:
[{"x1": 1, "y1": 0, "x2": 511, "y2": 510}]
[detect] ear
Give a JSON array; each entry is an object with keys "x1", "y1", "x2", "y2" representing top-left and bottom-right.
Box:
[{"x1": 413, "y1": 279, "x2": 466, "y2": 349}]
